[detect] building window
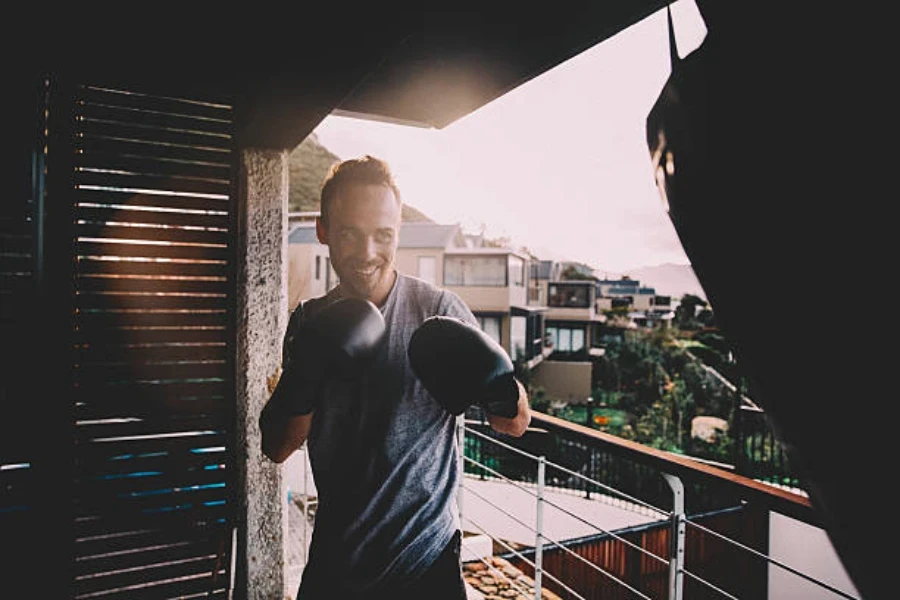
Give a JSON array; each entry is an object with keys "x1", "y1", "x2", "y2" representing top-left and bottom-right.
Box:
[
  {"x1": 509, "y1": 256, "x2": 524, "y2": 287},
  {"x1": 548, "y1": 284, "x2": 590, "y2": 308},
  {"x1": 477, "y1": 315, "x2": 502, "y2": 346},
  {"x1": 546, "y1": 325, "x2": 585, "y2": 353},
  {"x1": 510, "y1": 316, "x2": 526, "y2": 361},
  {"x1": 417, "y1": 256, "x2": 436, "y2": 285},
  {"x1": 315, "y1": 255, "x2": 321, "y2": 280},
  {"x1": 444, "y1": 255, "x2": 506, "y2": 286}
]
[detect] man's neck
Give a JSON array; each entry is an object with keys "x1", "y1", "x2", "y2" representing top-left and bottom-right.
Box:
[{"x1": 339, "y1": 269, "x2": 397, "y2": 308}]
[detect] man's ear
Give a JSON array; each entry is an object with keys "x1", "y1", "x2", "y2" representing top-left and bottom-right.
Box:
[{"x1": 316, "y1": 217, "x2": 327, "y2": 244}]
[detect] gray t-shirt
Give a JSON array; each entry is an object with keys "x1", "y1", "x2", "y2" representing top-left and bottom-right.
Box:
[{"x1": 289, "y1": 273, "x2": 477, "y2": 596}]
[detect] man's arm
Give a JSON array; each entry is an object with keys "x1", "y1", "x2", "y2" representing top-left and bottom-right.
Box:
[
  {"x1": 260, "y1": 403, "x2": 312, "y2": 464},
  {"x1": 486, "y1": 378, "x2": 531, "y2": 437}
]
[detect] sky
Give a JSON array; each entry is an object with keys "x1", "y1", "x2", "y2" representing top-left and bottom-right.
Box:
[{"x1": 312, "y1": 1, "x2": 707, "y2": 274}]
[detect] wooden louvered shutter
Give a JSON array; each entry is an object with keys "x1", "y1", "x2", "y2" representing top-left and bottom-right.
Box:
[
  {"x1": 10, "y1": 80, "x2": 239, "y2": 599},
  {"x1": 1, "y1": 77, "x2": 49, "y2": 595}
]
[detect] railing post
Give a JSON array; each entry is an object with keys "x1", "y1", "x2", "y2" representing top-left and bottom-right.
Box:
[
  {"x1": 457, "y1": 415, "x2": 466, "y2": 528},
  {"x1": 661, "y1": 473, "x2": 685, "y2": 600},
  {"x1": 534, "y1": 456, "x2": 545, "y2": 600}
]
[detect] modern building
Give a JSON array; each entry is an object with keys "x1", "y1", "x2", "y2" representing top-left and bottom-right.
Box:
[
  {"x1": 395, "y1": 222, "x2": 549, "y2": 369},
  {"x1": 286, "y1": 223, "x2": 337, "y2": 312}
]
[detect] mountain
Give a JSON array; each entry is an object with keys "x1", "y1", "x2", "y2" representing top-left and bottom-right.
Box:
[
  {"x1": 597, "y1": 263, "x2": 707, "y2": 301},
  {"x1": 288, "y1": 134, "x2": 432, "y2": 222}
]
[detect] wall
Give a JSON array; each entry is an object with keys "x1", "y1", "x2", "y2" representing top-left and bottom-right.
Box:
[
  {"x1": 395, "y1": 248, "x2": 445, "y2": 285},
  {"x1": 287, "y1": 244, "x2": 333, "y2": 311},
  {"x1": 532, "y1": 360, "x2": 593, "y2": 403},
  {"x1": 769, "y1": 512, "x2": 860, "y2": 599}
]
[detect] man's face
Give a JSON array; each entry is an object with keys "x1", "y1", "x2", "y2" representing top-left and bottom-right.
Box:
[{"x1": 317, "y1": 183, "x2": 401, "y2": 305}]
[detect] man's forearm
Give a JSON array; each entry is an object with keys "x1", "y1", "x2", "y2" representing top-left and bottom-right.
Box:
[
  {"x1": 486, "y1": 379, "x2": 531, "y2": 437},
  {"x1": 260, "y1": 407, "x2": 313, "y2": 463}
]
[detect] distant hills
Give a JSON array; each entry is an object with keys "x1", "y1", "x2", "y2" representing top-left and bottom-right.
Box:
[
  {"x1": 291, "y1": 136, "x2": 705, "y2": 301},
  {"x1": 288, "y1": 135, "x2": 432, "y2": 222},
  {"x1": 598, "y1": 263, "x2": 707, "y2": 302}
]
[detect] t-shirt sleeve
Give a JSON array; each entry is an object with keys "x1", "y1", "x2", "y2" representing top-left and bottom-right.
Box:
[
  {"x1": 436, "y1": 289, "x2": 478, "y2": 327},
  {"x1": 282, "y1": 302, "x2": 305, "y2": 371}
]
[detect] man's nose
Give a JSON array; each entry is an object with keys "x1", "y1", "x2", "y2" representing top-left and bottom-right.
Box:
[{"x1": 357, "y1": 236, "x2": 377, "y2": 261}]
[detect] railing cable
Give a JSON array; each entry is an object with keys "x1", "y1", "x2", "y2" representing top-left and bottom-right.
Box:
[
  {"x1": 682, "y1": 519, "x2": 858, "y2": 600},
  {"x1": 462, "y1": 483, "x2": 653, "y2": 600}
]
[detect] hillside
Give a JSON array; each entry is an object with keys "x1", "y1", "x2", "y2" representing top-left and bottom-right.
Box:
[{"x1": 288, "y1": 135, "x2": 432, "y2": 222}]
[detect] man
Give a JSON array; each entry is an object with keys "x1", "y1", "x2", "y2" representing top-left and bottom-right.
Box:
[{"x1": 259, "y1": 155, "x2": 531, "y2": 599}]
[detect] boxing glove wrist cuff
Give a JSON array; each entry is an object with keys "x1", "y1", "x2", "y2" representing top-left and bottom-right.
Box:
[{"x1": 480, "y1": 374, "x2": 520, "y2": 419}]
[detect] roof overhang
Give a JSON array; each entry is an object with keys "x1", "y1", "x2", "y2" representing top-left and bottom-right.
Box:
[{"x1": 20, "y1": 2, "x2": 667, "y2": 149}]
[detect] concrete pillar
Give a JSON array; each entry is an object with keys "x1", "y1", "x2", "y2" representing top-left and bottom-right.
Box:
[{"x1": 235, "y1": 148, "x2": 290, "y2": 600}]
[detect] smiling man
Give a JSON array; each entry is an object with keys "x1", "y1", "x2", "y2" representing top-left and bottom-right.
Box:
[{"x1": 259, "y1": 155, "x2": 531, "y2": 600}]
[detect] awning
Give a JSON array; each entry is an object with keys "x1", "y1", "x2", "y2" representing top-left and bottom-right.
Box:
[{"x1": 510, "y1": 305, "x2": 549, "y2": 317}]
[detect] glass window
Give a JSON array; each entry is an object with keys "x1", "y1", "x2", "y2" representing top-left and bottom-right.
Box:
[
  {"x1": 510, "y1": 316, "x2": 526, "y2": 361},
  {"x1": 558, "y1": 328, "x2": 572, "y2": 351},
  {"x1": 572, "y1": 329, "x2": 585, "y2": 352},
  {"x1": 444, "y1": 256, "x2": 506, "y2": 286},
  {"x1": 549, "y1": 284, "x2": 590, "y2": 308},
  {"x1": 509, "y1": 256, "x2": 524, "y2": 287},
  {"x1": 547, "y1": 324, "x2": 585, "y2": 353},
  {"x1": 315, "y1": 255, "x2": 321, "y2": 280},
  {"x1": 477, "y1": 316, "x2": 502, "y2": 346},
  {"x1": 417, "y1": 256, "x2": 436, "y2": 284}
]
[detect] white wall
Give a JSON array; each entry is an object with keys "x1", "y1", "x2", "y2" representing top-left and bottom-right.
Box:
[{"x1": 769, "y1": 512, "x2": 860, "y2": 599}]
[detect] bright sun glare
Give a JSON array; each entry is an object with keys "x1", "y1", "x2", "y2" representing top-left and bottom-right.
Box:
[{"x1": 312, "y1": 1, "x2": 707, "y2": 275}]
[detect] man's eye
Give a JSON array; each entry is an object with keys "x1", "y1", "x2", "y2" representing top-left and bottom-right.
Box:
[{"x1": 375, "y1": 231, "x2": 394, "y2": 243}]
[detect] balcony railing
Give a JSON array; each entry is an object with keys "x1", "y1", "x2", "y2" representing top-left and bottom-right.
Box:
[{"x1": 457, "y1": 410, "x2": 859, "y2": 600}]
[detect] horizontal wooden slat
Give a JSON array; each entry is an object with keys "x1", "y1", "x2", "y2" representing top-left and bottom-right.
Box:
[
  {"x1": 76, "y1": 222, "x2": 228, "y2": 246},
  {"x1": 75, "y1": 484, "x2": 227, "y2": 516},
  {"x1": 75, "y1": 360, "x2": 228, "y2": 383},
  {"x1": 75, "y1": 515, "x2": 227, "y2": 547},
  {"x1": 78, "y1": 101, "x2": 233, "y2": 137},
  {"x1": 79, "y1": 86, "x2": 233, "y2": 122},
  {"x1": 76, "y1": 572, "x2": 228, "y2": 600},
  {"x1": 0, "y1": 232, "x2": 34, "y2": 255},
  {"x1": 75, "y1": 170, "x2": 231, "y2": 198},
  {"x1": 73, "y1": 380, "x2": 228, "y2": 400},
  {"x1": 1, "y1": 254, "x2": 35, "y2": 275},
  {"x1": 77, "y1": 134, "x2": 232, "y2": 166},
  {"x1": 76, "y1": 293, "x2": 227, "y2": 311},
  {"x1": 76, "y1": 429, "x2": 226, "y2": 458},
  {"x1": 76, "y1": 189, "x2": 230, "y2": 213},
  {"x1": 75, "y1": 398, "x2": 227, "y2": 421},
  {"x1": 75, "y1": 449, "x2": 225, "y2": 479},
  {"x1": 74, "y1": 553, "x2": 223, "y2": 597},
  {"x1": 78, "y1": 117, "x2": 232, "y2": 150},
  {"x1": 77, "y1": 536, "x2": 224, "y2": 578},
  {"x1": 77, "y1": 206, "x2": 230, "y2": 231},
  {"x1": 76, "y1": 343, "x2": 226, "y2": 363},
  {"x1": 75, "y1": 310, "x2": 226, "y2": 329},
  {"x1": 75, "y1": 277, "x2": 227, "y2": 296},
  {"x1": 76, "y1": 240, "x2": 230, "y2": 261},
  {"x1": 75, "y1": 150, "x2": 231, "y2": 182},
  {"x1": 75, "y1": 411, "x2": 226, "y2": 436},
  {"x1": 75, "y1": 467, "x2": 226, "y2": 499},
  {"x1": 74, "y1": 394, "x2": 226, "y2": 415}
]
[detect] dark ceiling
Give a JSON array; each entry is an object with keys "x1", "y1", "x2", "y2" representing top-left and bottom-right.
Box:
[{"x1": 20, "y1": 2, "x2": 668, "y2": 149}]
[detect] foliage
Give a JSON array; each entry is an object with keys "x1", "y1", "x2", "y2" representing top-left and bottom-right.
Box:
[
  {"x1": 673, "y1": 293, "x2": 709, "y2": 330},
  {"x1": 288, "y1": 134, "x2": 432, "y2": 222},
  {"x1": 535, "y1": 323, "x2": 742, "y2": 465}
]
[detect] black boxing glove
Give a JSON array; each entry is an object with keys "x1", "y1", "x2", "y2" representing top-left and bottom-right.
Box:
[
  {"x1": 268, "y1": 297, "x2": 386, "y2": 416},
  {"x1": 407, "y1": 316, "x2": 519, "y2": 418}
]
